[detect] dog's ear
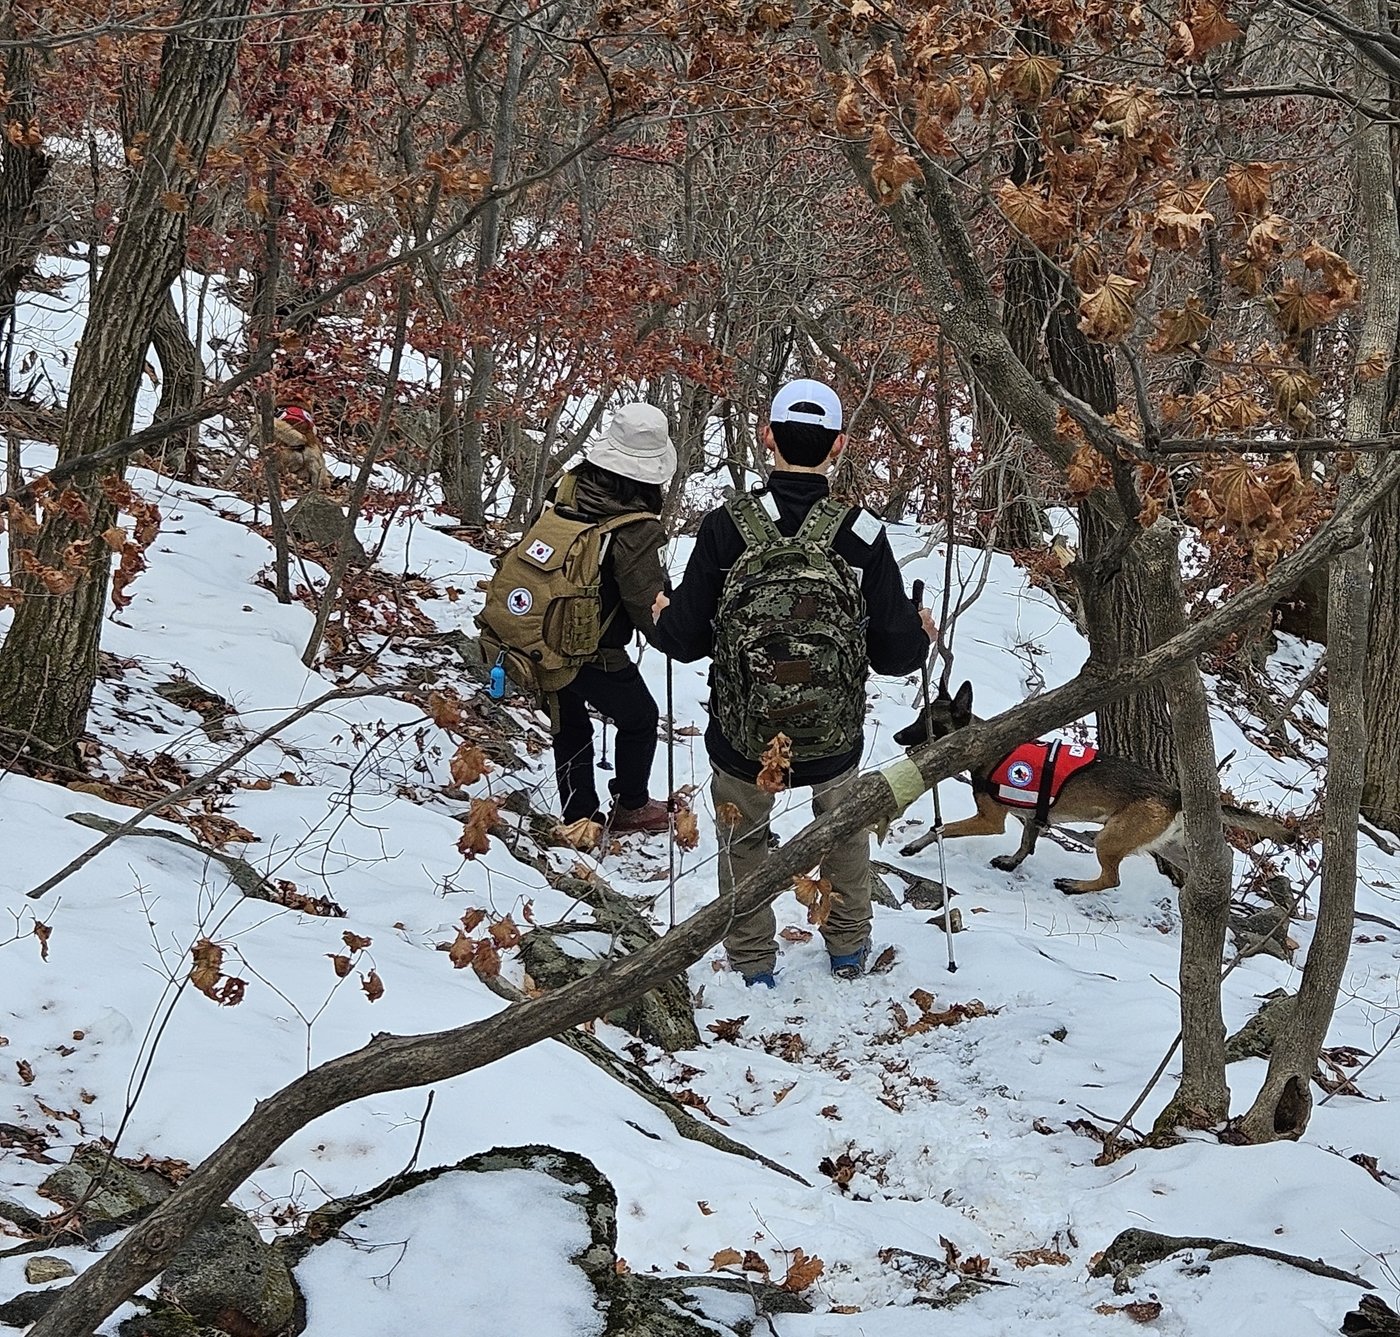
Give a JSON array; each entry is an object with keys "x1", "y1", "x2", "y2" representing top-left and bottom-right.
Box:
[{"x1": 951, "y1": 680, "x2": 974, "y2": 726}]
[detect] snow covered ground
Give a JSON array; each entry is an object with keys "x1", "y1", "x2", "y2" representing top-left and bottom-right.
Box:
[{"x1": 2, "y1": 267, "x2": 1400, "y2": 1335}]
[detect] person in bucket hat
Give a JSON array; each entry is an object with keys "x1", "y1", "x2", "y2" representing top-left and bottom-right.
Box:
[{"x1": 548, "y1": 402, "x2": 677, "y2": 834}]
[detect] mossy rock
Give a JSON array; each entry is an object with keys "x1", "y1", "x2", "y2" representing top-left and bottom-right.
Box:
[
  {"x1": 1225, "y1": 992, "x2": 1297, "y2": 1063},
  {"x1": 286, "y1": 493, "x2": 367, "y2": 564},
  {"x1": 40, "y1": 1147, "x2": 172, "y2": 1223},
  {"x1": 157, "y1": 1206, "x2": 296, "y2": 1336}
]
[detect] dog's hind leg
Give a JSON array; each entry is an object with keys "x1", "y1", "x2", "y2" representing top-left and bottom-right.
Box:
[
  {"x1": 1054, "y1": 799, "x2": 1175, "y2": 895},
  {"x1": 900, "y1": 791, "x2": 1007, "y2": 857},
  {"x1": 991, "y1": 816, "x2": 1043, "y2": 872}
]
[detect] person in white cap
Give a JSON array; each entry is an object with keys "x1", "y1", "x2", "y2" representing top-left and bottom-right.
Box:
[
  {"x1": 650, "y1": 379, "x2": 935, "y2": 985},
  {"x1": 549, "y1": 402, "x2": 677, "y2": 834}
]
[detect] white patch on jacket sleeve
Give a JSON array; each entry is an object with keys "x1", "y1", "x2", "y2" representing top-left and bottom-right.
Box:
[{"x1": 850, "y1": 509, "x2": 884, "y2": 546}]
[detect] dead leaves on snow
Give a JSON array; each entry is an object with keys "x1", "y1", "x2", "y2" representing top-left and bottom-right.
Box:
[{"x1": 708, "y1": 1245, "x2": 825, "y2": 1292}]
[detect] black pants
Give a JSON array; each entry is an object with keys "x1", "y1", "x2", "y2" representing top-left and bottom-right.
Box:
[{"x1": 553, "y1": 661, "x2": 659, "y2": 822}]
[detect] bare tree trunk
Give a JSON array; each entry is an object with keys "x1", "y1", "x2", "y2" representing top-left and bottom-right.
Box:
[
  {"x1": 443, "y1": 4, "x2": 525, "y2": 528},
  {"x1": 22, "y1": 472, "x2": 1400, "y2": 1337},
  {"x1": 0, "y1": 0, "x2": 251, "y2": 768},
  {"x1": 1143, "y1": 523, "x2": 1233, "y2": 1130},
  {"x1": 0, "y1": 4, "x2": 52, "y2": 396},
  {"x1": 1239, "y1": 19, "x2": 1398, "y2": 1141},
  {"x1": 149, "y1": 289, "x2": 204, "y2": 480},
  {"x1": 1364, "y1": 484, "x2": 1400, "y2": 830}
]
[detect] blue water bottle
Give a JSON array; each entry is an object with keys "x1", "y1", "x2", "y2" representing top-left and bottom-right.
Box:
[{"x1": 489, "y1": 651, "x2": 507, "y2": 700}]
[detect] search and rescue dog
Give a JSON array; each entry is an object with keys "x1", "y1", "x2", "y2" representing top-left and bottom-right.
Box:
[{"x1": 895, "y1": 682, "x2": 1293, "y2": 894}]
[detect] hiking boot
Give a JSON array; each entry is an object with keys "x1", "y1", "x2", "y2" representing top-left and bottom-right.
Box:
[
  {"x1": 610, "y1": 798, "x2": 670, "y2": 834},
  {"x1": 829, "y1": 941, "x2": 871, "y2": 981},
  {"x1": 742, "y1": 970, "x2": 777, "y2": 989}
]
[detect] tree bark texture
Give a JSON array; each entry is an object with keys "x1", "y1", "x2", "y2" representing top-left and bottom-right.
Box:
[
  {"x1": 0, "y1": 7, "x2": 53, "y2": 390},
  {"x1": 0, "y1": 0, "x2": 251, "y2": 767},
  {"x1": 1363, "y1": 481, "x2": 1400, "y2": 831},
  {"x1": 1143, "y1": 524, "x2": 1233, "y2": 1128},
  {"x1": 149, "y1": 289, "x2": 204, "y2": 480},
  {"x1": 1240, "y1": 20, "x2": 1397, "y2": 1140},
  {"x1": 23, "y1": 455, "x2": 1400, "y2": 1337}
]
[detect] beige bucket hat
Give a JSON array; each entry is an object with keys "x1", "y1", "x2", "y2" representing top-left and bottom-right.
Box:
[{"x1": 584, "y1": 402, "x2": 677, "y2": 485}]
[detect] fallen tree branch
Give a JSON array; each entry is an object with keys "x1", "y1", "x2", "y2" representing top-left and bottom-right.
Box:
[
  {"x1": 26, "y1": 686, "x2": 383, "y2": 900},
  {"x1": 1089, "y1": 1226, "x2": 1373, "y2": 1290},
  {"x1": 63, "y1": 812, "x2": 344, "y2": 915},
  {"x1": 477, "y1": 970, "x2": 809, "y2": 1185},
  {"x1": 23, "y1": 451, "x2": 1400, "y2": 1337}
]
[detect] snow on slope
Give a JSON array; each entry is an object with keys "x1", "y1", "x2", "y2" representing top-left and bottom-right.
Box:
[{"x1": 2, "y1": 271, "x2": 1400, "y2": 1334}]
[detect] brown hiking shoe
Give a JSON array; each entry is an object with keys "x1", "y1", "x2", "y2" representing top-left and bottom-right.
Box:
[{"x1": 610, "y1": 798, "x2": 670, "y2": 834}]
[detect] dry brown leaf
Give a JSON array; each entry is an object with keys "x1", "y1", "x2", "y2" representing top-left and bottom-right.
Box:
[
  {"x1": 473, "y1": 937, "x2": 502, "y2": 979},
  {"x1": 342, "y1": 931, "x2": 372, "y2": 952},
  {"x1": 1000, "y1": 50, "x2": 1061, "y2": 104},
  {"x1": 428, "y1": 689, "x2": 467, "y2": 735},
  {"x1": 32, "y1": 920, "x2": 50, "y2": 961},
  {"x1": 1150, "y1": 297, "x2": 1213, "y2": 353},
  {"x1": 555, "y1": 817, "x2": 603, "y2": 851},
  {"x1": 710, "y1": 1248, "x2": 744, "y2": 1271},
  {"x1": 189, "y1": 938, "x2": 225, "y2": 997},
  {"x1": 716, "y1": 802, "x2": 743, "y2": 831},
  {"x1": 458, "y1": 798, "x2": 499, "y2": 859},
  {"x1": 1225, "y1": 161, "x2": 1279, "y2": 218},
  {"x1": 793, "y1": 873, "x2": 836, "y2": 927},
  {"x1": 996, "y1": 181, "x2": 1072, "y2": 248},
  {"x1": 757, "y1": 734, "x2": 792, "y2": 793},
  {"x1": 1065, "y1": 442, "x2": 1113, "y2": 500},
  {"x1": 1009, "y1": 1247, "x2": 1071, "y2": 1268},
  {"x1": 674, "y1": 808, "x2": 700, "y2": 850},
  {"x1": 361, "y1": 970, "x2": 384, "y2": 1002},
  {"x1": 449, "y1": 743, "x2": 491, "y2": 787},
  {"x1": 1079, "y1": 275, "x2": 1140, "y2": 342},
  {"x1": 779, "y1": 926, "x2": 813, "y2": 943},
  {"x1": 1357, "y1": 349, "x2": 1390, "y2": 382},
  {"x1": 780, "y1": 1248, "x2": 825, "y2": 1292},
  {"x1": 447, "y1": 931, "x2": 476, "y2": 969},
  {"x1": 327, "y1": 953, "x2": 353, "y2": 978},
  {"x1": 461, "y1": 907, "x2": 487, "y2": 933},
  {"x1": 16, "y1": 1059, "x2": 34, "y2": 1085},
  {"x1": 488, "y1": 915, "x2": 522, "y2": 949}
]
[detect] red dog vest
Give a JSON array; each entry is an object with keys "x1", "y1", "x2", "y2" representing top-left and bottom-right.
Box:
[{"x1": 990, "y1": 740, "x2": 1098, "y2": 814}]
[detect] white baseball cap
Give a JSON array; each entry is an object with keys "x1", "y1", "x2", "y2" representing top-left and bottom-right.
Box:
[
  {"x1": 770, "y1": 379, "x2": 843, "y2": 431},
  {"x1": 583, "y1": 403, "x2": 677, "y2": 485}
]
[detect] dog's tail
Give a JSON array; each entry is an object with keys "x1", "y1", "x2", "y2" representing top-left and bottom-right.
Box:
[{"x1": 1221, "y1": 803, "x2": 1298, "y2": 845}]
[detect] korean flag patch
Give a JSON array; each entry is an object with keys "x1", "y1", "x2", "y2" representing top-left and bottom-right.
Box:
[{"x1": 525, "y1": 539, "x2": 555, "y2": 564}]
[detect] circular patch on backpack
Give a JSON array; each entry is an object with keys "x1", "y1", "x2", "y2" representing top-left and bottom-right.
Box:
[
  {"x1": 507, "y1": 587, "x2": 533, "y2": 616},
  {"x1": 1007, "y1": 760, "x2": 1034, "y2": 789}
]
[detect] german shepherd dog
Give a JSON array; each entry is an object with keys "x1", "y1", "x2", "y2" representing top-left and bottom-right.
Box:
[{"x1": 894, "y1": 682, "x2": 1293, "y2": 894}]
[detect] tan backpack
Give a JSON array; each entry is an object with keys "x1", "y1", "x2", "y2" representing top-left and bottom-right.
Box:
[{"x1": 476, "y1": 474, "x2": 652, "y2": 696}]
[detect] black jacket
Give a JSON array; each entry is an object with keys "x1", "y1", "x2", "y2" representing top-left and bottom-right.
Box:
[{"x1": 650, "y1": 471, "x2": 929, "y2": 784}]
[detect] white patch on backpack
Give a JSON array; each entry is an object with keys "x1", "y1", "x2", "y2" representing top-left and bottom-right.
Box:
[
  {"x1": 507, "y1": 587, "x2": 533, "y2": 615},
  {"x1": 850, "y1": 509, "x2": 884, "y2": 546},
  {"x1": 525, "y1": 539, "x2": 555, "y2": 564}
]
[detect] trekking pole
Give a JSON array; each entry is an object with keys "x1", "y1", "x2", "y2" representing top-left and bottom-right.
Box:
[
  {"x1": 913, "y1": 579, "x2": 957, "y2": 973},
  {"x1": 599, "y1": 719, "x2": 612, "y2": 771},
  {"x1": 665, "y1": 656, "x2": 677, "y2": 930}
]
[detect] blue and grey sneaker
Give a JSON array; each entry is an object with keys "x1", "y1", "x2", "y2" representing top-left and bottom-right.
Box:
[
  {"x1": 742, "y1": 970, "x2": 777, "y2": 989},
  {"x1": 829, "y1": 942, "x2": 871, "y2": 981}
]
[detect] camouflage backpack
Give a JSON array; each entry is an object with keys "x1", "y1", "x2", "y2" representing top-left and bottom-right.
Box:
[
  {"x1": 476, "y1": 474, "x2": 652, "y2": 697},
  {"x1": 711, "y1": 493, "x2": 868, "y2": 763}
]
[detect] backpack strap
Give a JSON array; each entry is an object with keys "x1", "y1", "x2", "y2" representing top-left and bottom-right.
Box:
[
  {"x1": 795, "y1": 497, "x2": 850, "y2": 548},
  {"x1": 727, "y1": 492, "x2": 782, "y2": 550},
  {"x1": 554, "y1": 472, "x2": 578, "y2": 510},
  {"x1": 1034, "y1": 740, "x2": 1062, "y2": 827}
]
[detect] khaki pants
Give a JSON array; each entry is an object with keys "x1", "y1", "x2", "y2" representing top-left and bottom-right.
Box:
[{"x1": 711, "y1": 764, "x2": 872, "y2": 976}]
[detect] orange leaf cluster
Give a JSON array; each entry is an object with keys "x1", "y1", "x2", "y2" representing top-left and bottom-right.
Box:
[
  {"x1": 903, "y1": 989, "x2": 990, "y2": 1034},
  {"x1": 449, "y1": 742, "x2": 492, "y2": 787},
  {"x1": 793, "y1": 872, "x2": 837, "y2": 927},
  {"x1": 458, "y1": 798, "x2": 499, "y2": 859},
  {"x1": 757, "y1": 734, "x2": 792, "y2": 793},
  {"x1": 1186, "y1": 455, "x2": 1313, "y2": 572},
  {"x1": 101, "y1": 477, "x2": 161, "y2": 610},
  {"x1": 189, "y1": 939, "x2": 247, "y2": 1006}
]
